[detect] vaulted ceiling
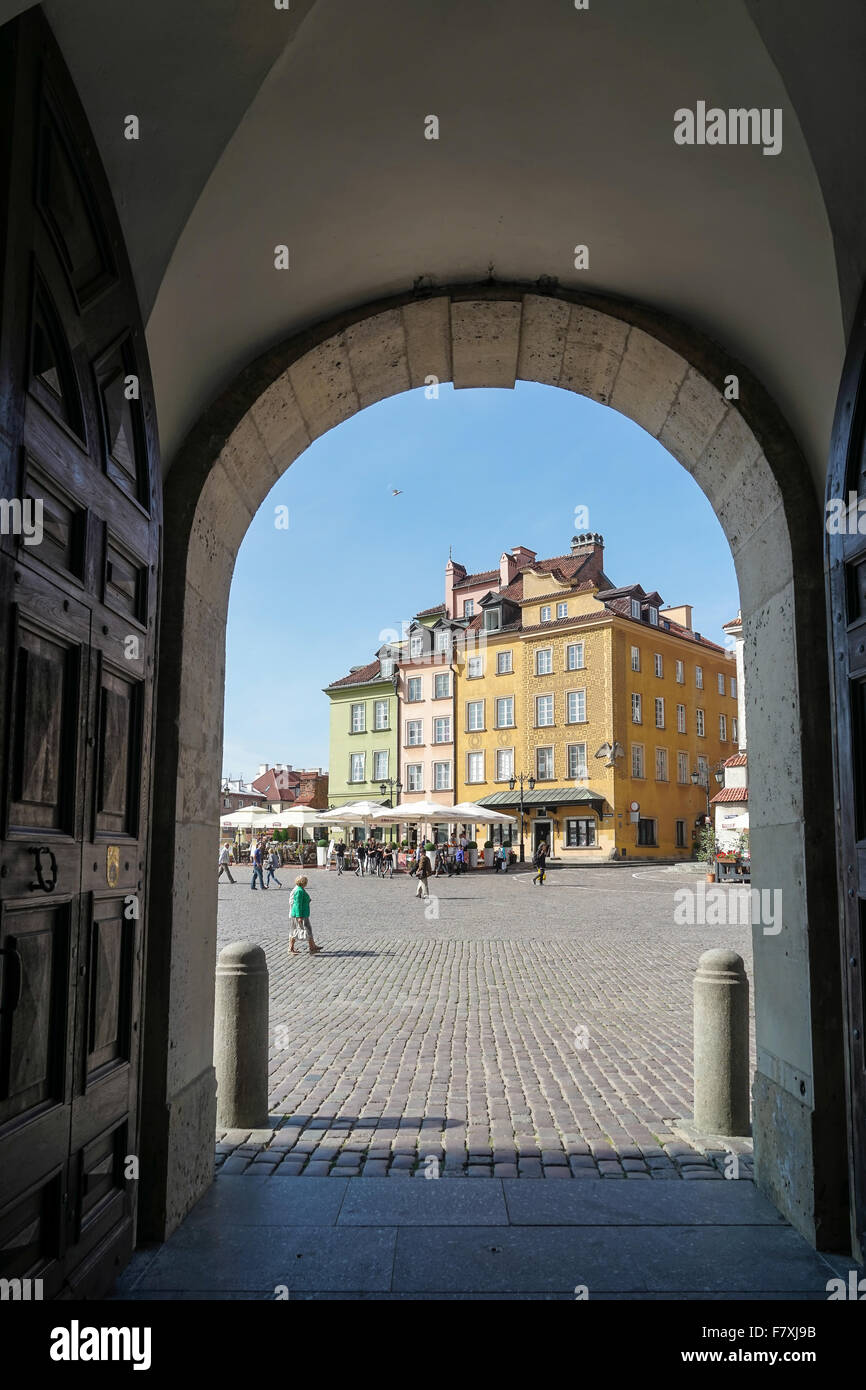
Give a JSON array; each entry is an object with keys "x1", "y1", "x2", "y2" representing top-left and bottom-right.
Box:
[{"x1": 3, "y1": 0, "x2": 864, "y2": 489}]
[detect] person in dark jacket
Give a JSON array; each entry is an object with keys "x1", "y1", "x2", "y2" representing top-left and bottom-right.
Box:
[
  {"x1": 532, "y1": 840, "x2": 548, "y2": 885},
  {"x1": 415, "y1": 848, "x2": 432, "y2": 898}
]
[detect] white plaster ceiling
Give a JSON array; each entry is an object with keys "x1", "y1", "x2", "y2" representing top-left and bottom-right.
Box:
[{"x1": 20, "y1": 0, "x2": 860, "y2": 488}]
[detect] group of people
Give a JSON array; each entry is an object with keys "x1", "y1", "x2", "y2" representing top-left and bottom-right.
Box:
[{"x1": 217, "y1": 839, "x2": 283, "y2": 889}]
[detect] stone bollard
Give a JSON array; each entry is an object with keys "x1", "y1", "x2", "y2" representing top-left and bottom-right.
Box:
[
  {"x1": 214, "y1": 940, "x2": 269, "y2": 1130},
  {"x1": 693, "y1": 948, "x2": 750, "y2": 1136}
]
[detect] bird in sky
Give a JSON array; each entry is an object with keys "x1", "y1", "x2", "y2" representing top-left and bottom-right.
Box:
[{"x1": 391, "y1": 488, "x2": 402, "y2": 496}]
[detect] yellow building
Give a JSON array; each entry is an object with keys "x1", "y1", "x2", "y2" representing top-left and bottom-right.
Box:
[{"x1": 455, "y1": 545, "x2": 736, "y2": 862}]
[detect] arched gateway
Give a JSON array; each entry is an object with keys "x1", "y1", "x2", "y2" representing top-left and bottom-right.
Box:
[{"x1": 142, "y1": 285, "x2": 848, "y2": 1255}]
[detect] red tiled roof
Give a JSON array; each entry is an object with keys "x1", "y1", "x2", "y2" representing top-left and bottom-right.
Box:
[
  {"x1": 724, "y1": 753, "x2": 748, "y2": 767},
  {"x1": 519, "y1": 609, "x2": 613, "y2": 636},
  {"x1": 326, "y1": 659, "x2": 383, "y2": 689},
  {"x1": 453, "y1": 568, "x2": 500, "y2": 589},
  {"x1": 416, "y1": 604, "x2": 446, "y2": 617},
  {"x1": 711, "y1": 787, "x2": 749, "y2": 803}
]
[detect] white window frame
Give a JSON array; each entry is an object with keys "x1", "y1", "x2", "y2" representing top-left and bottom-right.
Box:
[
  {"x1": 695, "y1": 665, "x2": 704, "y2": 690},
  {"x1": 433, "y1": 715, "x2": 452, "y2": 744},
  {"x1": 631, "y1": 692, "x2": 642, "y2": 724},
  {"x1": 631, "y1": 744, "x2": 645, "y2": 779},
  {"x1": 648, "y1": 607, "x2": 659, "y2": 626},
  {"x1": 467, "y1": 655, "x2": 483, "y2": 678},
  {"x1": 631, "y1": 645, "x2": 641, "y2": 672},
  {"x1": 556, "y1": 601, "x2": 568, "y2": 619},
  {"x1": 654, "y1": 696, "x2": 665, "y2": 729},
  {"x1": 434, "y1": 672, "x2": 451, "y2": 699},
  {"x1": 535, "y1": 647, "x2": 553, "y2": 676},
  {"x1": 732, "y1": 716, "x2": 738, "y2": 743},
  {"x1": 466, "y1": 751, "x2": 485, "y2": 784},
  {"x1": 406, "y1": 719, "x2": 423, "y2": 747},
  {"x1": 565, "y1": 817, "x2": 596, "y2": 848},
  {"x1": 373, "y1": 750, "x2": 388, "y2": 781},
  {"x1": 717, "y1": 672, "x2": 726, "y2": 695},
  {"x1": 407, "y1": 676, "x2": 422, "y2": 703},
  {"x1": 566, "y1": 688, "x2": 587, "y2": 724},
  {"x1": 463, "y1": 598, "x2": 475, "y2": 617},
  {"x1": 655, "y1": 747, "x2": 668, "y2": 781},
  {"x1": 567, "y1": 742, "x2": 588, "y2": 779},
  {"x1": 675, "y1": 659, "x2": 684, "y2": 684},
  {"x1": 433, "y1": 760, "x2": 452, "y2": 791},
  {"x1": 351, "y1": 702, "x2": 366, "y2": 733},
  {"x1": 406, "y1": 763, "x2": 423, "y2": 792},
  {"x1": 676, "y1": 703, "x2": 686, "y2": 734},
  {"x1": 630, "y1": 598, "x2": 641, "y2": 619},
  {"x1": 484, "y1": 608, "x2": 502, "y2": 632},
  {"x1": 719, "y1": 714, "x2": 727, "y2": 741},
  {"x1": 410, "y1": 635, "x2": 423, "y2": 659},
  {"x1": 495, "y1": 747, "x2": 514, "y2": 782},
  {"x1": 566, "y1": 641, "x2": 585, "y2": 671},
  {"x1": 374, "y1": 699, "x2": 389, "y2": 731},
  {"x1": 535, "y1": 746, "x2": 554, "y2": 780},
  {"x1": 467, "y1": 700, "x2": 485, "y2": 732},
  {"x1": 677, "y1": 750, "x2": 689, "y2": 784},
  {"x1": 654, "y1": 652, "x2": 663, "y2": 678},
  {"x1": 435, "y1": 628, "x2": 450, "y2": 653},
  {"x1": 496, "y1": 650, "x2": 513, "y2": 674},
  {"x1": 536, "y1": 694, "x2": 555, "y2": 727},
  {"x1": 495, "y1": 696, "x2": 515, "y2": 728},
  {"x1": 540, "y1": 605, "x2": 552, "y2": 623},
  {"x1": 731, "y1": 676, "x2": 737, "y2": 698},
  {"x1": 696, "y1": 708, "x2": 705, "y2": 737},
  {"x1": 349, "y1": 752, "x2": 365, "y2": 783}
]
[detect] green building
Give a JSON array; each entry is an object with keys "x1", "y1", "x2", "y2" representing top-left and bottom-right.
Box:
[{"x1": 324, "y1": 655, "x2": 399, "y2": 811}]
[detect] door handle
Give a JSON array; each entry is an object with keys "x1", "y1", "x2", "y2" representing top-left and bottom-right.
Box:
[
  {"x1": 28, "y1": 845, "x2": 58, "y2": 893},
  {"x1": 0, "y1": 945, "x2": 23, "y2": 1013}
]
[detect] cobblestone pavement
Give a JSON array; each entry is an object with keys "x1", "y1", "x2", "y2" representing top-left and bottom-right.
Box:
[{"x1": 215, "y1": 863, "x2": 756, "y2": 1179}]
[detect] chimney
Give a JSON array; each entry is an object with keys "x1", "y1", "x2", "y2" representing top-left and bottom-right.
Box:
[
  {"x1": 444, "y1": 556, "x2": 466, "y2": 619},
  {"x1": 258, "y1": 764, "x2": 268, "y2": 775},
  {"x1": 499, "y1": 550, "x2": 518, "y2": 588},
  {"x1": 510, "y1": 545, "x2": 537, "y2": 568},
  {"x1": 660, "y1": 604, "x2": 693, "y2": 632}
]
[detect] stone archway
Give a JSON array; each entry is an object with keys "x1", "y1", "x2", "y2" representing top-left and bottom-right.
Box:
[{"x1": 140, "y1": 286, "x2": 848, "y2": 1251}]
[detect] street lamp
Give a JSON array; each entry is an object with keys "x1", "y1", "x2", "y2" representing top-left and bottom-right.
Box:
[
  {"x1": 380, "y1": 777, "x2": 402, "y2": 843},
  {"x1": 508, "y1": 771, "x2": 536, "y2": 863},
  {"x1": 691, "y1": 764, "x2": 725, "y2": 824}
]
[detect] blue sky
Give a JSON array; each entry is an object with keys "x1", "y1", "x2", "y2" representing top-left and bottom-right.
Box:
[{"x1": 223, "y1": 381, "x2": 739, "y2": 779}]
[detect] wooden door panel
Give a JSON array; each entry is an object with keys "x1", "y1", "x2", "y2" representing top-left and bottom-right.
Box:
[{"x1": 0, "y1": 11, "x2": 160, "y2": 1298}]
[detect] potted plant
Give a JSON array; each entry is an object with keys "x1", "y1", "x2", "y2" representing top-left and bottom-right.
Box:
[
  {"x1": 483, "y1": 838, "x2": 494, "y2": 867},
  {"x1": 466, "y1": 839, "x2": 478, "y2": 869},
  {"x1": 695, "y1": 823, "x2": 717, "y2": 882},
  {"x1": 315, "y1": 838, "x2": 328, "y2": 868}
]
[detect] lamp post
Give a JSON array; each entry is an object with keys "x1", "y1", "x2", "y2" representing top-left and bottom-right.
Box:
[
  {"x1": 380, "y1": 777, "x2": 403, "y2": 843},
  {"x1": 691, "y1": 764, "x2": 725, "y2": 824},
  {"x1": 508, "y1": 772, "x2": 536, "y2": 863}
]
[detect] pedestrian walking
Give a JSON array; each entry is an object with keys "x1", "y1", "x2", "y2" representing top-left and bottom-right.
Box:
[
  {"x1": 288, "y1": 875, "x2": 321, "y2": 954},
  {"x1": 265, "y1": 848, "x2": 282, "y2": 888},
  {"x1": 455, "y1": 843, "x2": 465, "y2": 874},
  {"x1": 335, "y1": 840, "x2": 346, "y2": 875},
  {"x1": 497, "y1": 843, "x2": 509, "y2": 874},
  {"x1": 218, "y1": 843, "x2": 235, "y2": 882},
  {"x1": 383, "y1": 844, "x2": 394, "y2": 878},
  {"x1": 415, "y1": 847, "x2": 432, "y2": 899},
  {"x1": 532, "y1": 840, "x2": 548, "y2": 885},
  {"x1": 250, "y1": 839, "x2": 266, "y2": 890},
  {"x1": 354, "y1": 839, "x2": 366, "y2": 876}
]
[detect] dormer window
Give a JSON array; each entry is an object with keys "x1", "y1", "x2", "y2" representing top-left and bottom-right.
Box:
[
  {"x1": 648, "y1": 607, "x2": 659, "y2": 626},
  {"x1": 435, "y1": 628, "x2": 450, "y2": 653},
  {"x1": 380, "y1": 658, "x2": 394, "y2": 678},
  {"x1": 630, "y1": 599, "x2": 641, "y2": 619},
  {"x1": 410, "y1": 634, "x2": 423, "y2": 658},
  {"x1": 484, "y1": 608, "x2": 502, "y2": 632},
  {"x1": 540, "y1": 605, "x2": 552, "y2": 623}
]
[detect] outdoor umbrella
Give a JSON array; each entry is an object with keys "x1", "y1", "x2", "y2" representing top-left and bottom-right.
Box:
[
  {"x1": 376, "y1": 799, "x2": 455, "y2": 848},
  {"x1": 450, "y1": 801, "x2": 517, "y2": 824},
  {"x1": 313, "y1": 801, "x2": 390, "y2": 838}
]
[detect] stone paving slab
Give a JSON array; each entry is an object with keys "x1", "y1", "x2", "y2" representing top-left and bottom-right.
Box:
[
  {"x1": 338, "y1": 1178, "x2": 509, "y2": 1225},
  {"x1": 216, "y1": 865, "x2": 757, "y2": 1178},
  {"x1": 500, "y1": 1179, "x2": 785, "y2": 1225}
]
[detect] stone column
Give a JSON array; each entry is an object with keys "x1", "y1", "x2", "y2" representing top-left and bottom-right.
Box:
[
  {"x1": 693, "y1": 947, "x2": 750, "y2": 1136},
  {"x1": 214, "y1": 940, "x2": 269, "y2": 1129}
]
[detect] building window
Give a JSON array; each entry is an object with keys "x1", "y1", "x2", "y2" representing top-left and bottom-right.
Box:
[
  {"x1": 536, "y1": 746, "x2": 554, "y2": 780},
  {"x1": 406, "y1": 719, "x2": 423, "y2": 746},
  {"x1": 438, "y1": 629, "x2": 453, "y2": 654},
  {"x1": 567, "y1": 742, "x2": 588, "y2": 779},
  {"x1": 675, "y1": 819, "x2": 686, "y2": 848},
  {"x1": 463, "y1": 598, "x2": 475, "y2": 617},
  {"x1": 433, "y1": 761, "x2": 451, "y2": 791},
  {"x1": 631, "y1": 645, "x2": 641, "y2": 672},
  {"x1": 648, "y1": 607, "x2": 659, "y2": 626},
  {"x1": 696, "y1": 708, "x2": 705, "y2": 737},
  {"x1": 637, "y1": 817, "x2": 657, "y2": 846},
  {"x1": 535, "y1": 647, "x2": 553, "y2": 675},
  {"x1": 466, "y1": 751, "x2": 485, "y2": 784},
  {"x1": 674, "y1": 660, "x2": 683, "y2": 683},
  {"x1": 731, "y1": 676, "x2": 737, "y2": 698},
  {"x1": 566, "y1": 818, "x2": 596, "y2": 847},
  {"x1": 676, "y1": 703, "x2": 686, "y2": 734},
  {"x1": 566, "y1": 641, "x2": 585, "y2": 670},
  {"x1": 715, "y1": 672, "x2": 724, "y2": 695},
  {"x1": 467, "y1": 700, "x2": 484, "y2": 731},
  {"x1": 467, "y1": 655, "x2": 483, "y2": 678},
  {"x1": 677, "y1": 751, "x2": 689, "y2": 784},
  {"x1": 540, "y1": 605, "x2": 552, "y2": 623},
  {"x1": 655, "y1": 747, "x2": 668, "y2": 781},
  {"x1": 484, "y1": 608, "x2": 502, "y2": 632},
  {"x1": 406, "y1": 763, "x2": 423, "y2": 792},
  {"x1": 732, "y1": 716, "x2": 738, "y2": 743},
  {"x1": 434, "y1": 672, "x2": 450, "y2": 699},
  {"x1": 654, "y1": 653, "x2": 663, "y2": 678},
  {"x1": 630, "y1": 598, "x2": 641, "y2": 619},
  {"x1": 566, "y1": 689, "x2": 586, "y2": 723},
  {"x1": 374, "y1": 699, "x2": 389, "y2": 730},
  {"x1": 407, "y1": 676, "x2": 422, "y2": 702},
  {"x1": 497, "y1": 650, "x2": 513, "y2": 674},
  {"x1": 632, "y1": 744, "x2": 645, "y2": 778},
  {"x1": 495, "y1": 696, "x2": 514, "y2": 728},
  {"x1": 557, "y1": 601, "x2": 568, "y2": 619},
  {"x1": 719, "y1": 714, "x2": 727, "y2": 741},
  {"x1": 631, "y1": 692, "x2": 642, "y2": 724},
  {"x1": 697, "y1": 755, "x2": 708, "y2": 784},
  {"x1": 695, "y1": 665, "x2": 703, "y2": 690},
  {"x1": 380, "y1": 658, "x2": 394, "y2": 678},
  {"x1": 495, "y1": 748, "x2": 514, "y2": 781},
  {"x1": 654, "y1": 697, "x2": 665, "y2": 729},
  {"x1": 410, "y1": 634, "x2": 423, "y2": 659},
  {"x1": 434, "y1": 716, "x2": 452, "y2": 744},
  {"x1": 351, "y1": 702, "x2": 365, "y2": 733},
  {"x1": 536, "y1": 694, "x2": 554, "y2": 727},
  {"x1": 373, "y1": 751, "x2": 388, "y2": 780},
  {"x1": 350, "y1": 752, "x2": 365, "y2": 783}
]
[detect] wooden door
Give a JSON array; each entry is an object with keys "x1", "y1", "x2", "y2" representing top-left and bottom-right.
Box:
[
  {"x1": 0, "y1": 11, "x2": 160, "y2": 1298},
  {"x1": 828, "y1": 286, "x2": 866, "y2": 1262}
]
